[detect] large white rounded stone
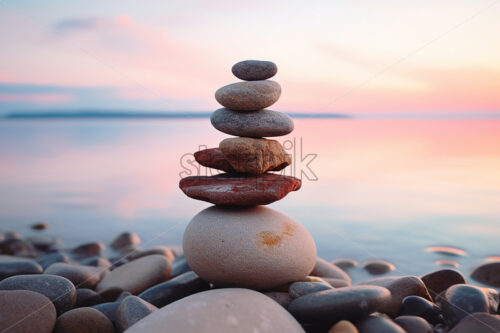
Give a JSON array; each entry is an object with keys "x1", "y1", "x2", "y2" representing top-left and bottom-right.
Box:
[
  {"x1": 183, "y1": 206, "x2": 317, "y2": 290},
  {"x1": 126, "y1": 288, "x2": 305, "y2": 333}
]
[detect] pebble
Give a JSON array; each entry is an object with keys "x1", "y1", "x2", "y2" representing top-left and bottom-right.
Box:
[
  {"x1": 31, "y1": 221, "x2": 49, "y2": 230},
  {"x1": 288, "y1": 286, "x2": 391, "y2": 325},
  {"x1": 328, "y1": 320, "x2": 359, "y2": 333},
  {"x1": 139, "y1": 271, "x2": 209, "y2": 307},
  {"x1": 331, "y1": 258, "x2": 358, "y2": 270},
  {"x1": 80, "y1": 256, "x2": 112, "y2": 268},
  {"x1": 215, "y1": 80, "x2": 281, "y2": 111},
  {"x1": 54, "y1": 307, "x2": 114, "y2": 333},
  {"x1": 360, "y1": 275, "x2": 432, "y2": 317},
  {"x1": 289, "y1": 281, "x2": 333, "y2": 298},
  {"x1": 71, "y1": 242, "x2": 105, "y2": 259},
  {"x1": 44, "y1": 263, "x2": 105, "y2": 289},
  {"x1": 398, "y1": 295, "x2": 442, "y2": 325},
  {"x1": 127, "y1": 288, "x2": 305, "y2": 333},
  {"x1": 421, "y1": 268, "x2": 467, "y2": 300},
  {"x1": 362, "y1": 259, "x2": 395, "y2": 275},
  {"x1": 110, "y1": 231, "x2": 141, "y2": 251},
  {"x1": 29, "y1": 236, "x2": 61, "y2": 252},
  {"x1": 0, "y1": 255, "x2": 43, "y2": 279},
  {"x1": 126, "y1": 246, "x2": 175, "y2": 262},
  {"x1": 220, "y1": 137, "x2": 291, "y2": 174},
  {"x1": 116, "y1": 295, "x2": 158, "y2": 332},
  {"x1": 91, "y1": 302, "x2": 120, "y2": 323},
  {"x1": 356, "y1": 315, "x2": 405, "y2": 333},
  {"x1": 0, "y1": 290, "x2": 56, "y2": 333},
  {"x1": 179, "y1": 173, "x2": 301, "y2": 205},
  {"x1": 264, "y1": 291, "x2": 293, "y2": 308},
  {"x1": 75, "y1": 288, "x2": 102, "y2": 307},
  {"x1": 470, "y1": 261, "x2": 500, "y2": 287},
  {"x1": 97, "y1": 255, "x2": 171, "y2": 295},
  {"x1": 312, "y1": 258, "x2": 352, "y2": 282},
  {"x1": 449, "y1": 312, "x2": 500, "y2": 332},
  {"x1": 98, "y1": 287, "x2": 125, "y2": 302},
  {"x1": 194, "y1": 148, "x2": 238, "y2": 173},
  {"x1": 231, "y1": 60, "x2": 277, "y2": 81},
  {"x1": 425, "y1": 246, "x2": 467, "y2": 256},
  {"x1": 170, "y1": 256, "x2": 192, "y2": 278},
  {"x1": 183, "y1": 205, "x2": 317, "y2": 290},
  {"x1": 441, "y1": 284, "x2": 490, "y2": 327},
  {"x1": 211, "y1": 108, "x2": 294, "y2": 138},
  {"x1": 323, "y1": 277, "x2": 351, "y2": 288},
  {"x1": 394, "y1": 315, "x2": 433, "y2": 333},
  {"x1": 0, "y1": 274, "x2": 76, "y2": 314},
  {"x1": 483, "y1": 287, "x2": 499, "y2": 313}
]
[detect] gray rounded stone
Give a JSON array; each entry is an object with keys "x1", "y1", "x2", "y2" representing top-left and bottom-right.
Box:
[
  {"x1": 0, "y1": 274, "x2": 76, "y2": 314},
  {"x1": 116, "y1": 296, "x2": 158, "y2": 332},
  {"x1": 441, "y1": 284, "x2": 490, "y2": 327},
  {"x1": 289, "y1": 281, "x2": 333, "y2": 299},
  {"x1": 232, "y1": 60, "x2": 277, "y2": 81},
  {"x1": 44, "y1": 263, "x2": 105, "y2": 289},
  {"x1": 211, "y1": 108, "x2": 293, "y2": 138},
  {"x1": 356, "y1": 315, "x2": 405, "y2": 333},
  {"x1": 215, "y1": 80, "x2": 281, "y2": 111},
  {"x1": 470, "y1": 261, "x2": 500, "y2": 287},
  {"x1": 0, "y1": 255, "x2": 43, "y2": 280},
  {"x1": 288, "y1": 285, "x2": 391, "y2": 325},
  {"x1": 311, "y1": 257, "x2": 352, "y2": 282},
  {"x1": 54, "y1": 307, "x2": 114, "y2": 333},
  {"x1": 127, "y1": 288, "x2": 305, "y2": 333}
]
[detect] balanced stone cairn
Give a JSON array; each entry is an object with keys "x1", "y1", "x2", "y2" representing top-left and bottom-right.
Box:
[{"x1": 179, "y1": 60, "x2": 317, "y2": 290}]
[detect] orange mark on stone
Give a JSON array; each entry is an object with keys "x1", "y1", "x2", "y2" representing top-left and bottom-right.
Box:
[{"x1": 256, "y1": 222, "x2": 296, "y2": 248}]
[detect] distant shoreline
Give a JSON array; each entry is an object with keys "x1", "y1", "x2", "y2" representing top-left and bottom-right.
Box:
[{"x1": 1, "y1": 111, "x2": 351, "y2": 119}]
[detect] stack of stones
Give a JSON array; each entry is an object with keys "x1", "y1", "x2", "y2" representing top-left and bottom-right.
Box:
[{"x1": 179, "y1": 60, "x2": 317, "y2": 290}]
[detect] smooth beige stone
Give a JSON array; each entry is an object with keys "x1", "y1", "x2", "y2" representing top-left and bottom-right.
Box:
[
  {"x1": 183, "y1": 206, "x2": 317, "y2": 290},
  {"x1": 215, "y1": 80, "x2": 281, "y2": 111}
]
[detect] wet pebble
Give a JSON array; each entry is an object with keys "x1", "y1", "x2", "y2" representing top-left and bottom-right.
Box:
[
  {"x1": 311, "y1": 257, "x2": 352, "y2": 282},
  {"x1": 360, "y1": 275, "x2": 432, "y2": 317},
  {"x1": 91, "y1": 301, "x2": 120, "y2": 323},
  {"x1": 170, "y1": 256, "x2": 191, "y2": 278},
  {"x1": 0, "y1": 274, "x2": 76, "y2": 314},
  {"x1": 0, "y1": 254, "x2": 43, "y2": 279},
  {"x1": 28, "y1": 236, "x2": 60, "y2": 252},
  {"x1": 0, "y1": 290, "x2": 56, "y2": 333},
  {"x1": 97, "y1": 255, "x2": 171, "y2": 295},
  {"x1": 398, "y1": 295, "x2": 442, "y2": 324},
  {"x1": 470, "y1": 261, "x2": 500, "y2": 287},
  {"x1": 323, "y1": 277, "x2": 351, "y2": 288},
  {"x1": 356, "y1": 315, "x2": 405, "y2": 333},
  {"x1": 44, "y1": 263, "x2": 105, "y2": 289},
  {"x1": 0, "y1": 238, "x2": 37, "y2": 257},
  {"x1": 331, "y1": 258, "x2": 358, "y2": 271},
  {"x1": 116, "y1": 295, "x2": 158, "y2": 332},
  {"x1": 449, "y1": 312, "x2": 500, "y2": 332},
  {"x1": 288, "y1": 286, "x2": 391, "y2": 325},
  {"x1": 54, "y1": 307, "x2": 114, "y2": 333},
  {"x1": 362, "y1": 259, "x2": 395, "y2": 275},
  {"x1": 393, "y1": 315, "x2": 433, "y2": 333},
  {"x1": 289, "y1": 281, "x2": 333, "y2": 299},
  {"x1": 31, "y1": 221, "x2": 49, "y2": 230},
  {"x1": 126, "y1": 246, "x2": 174, "y2": 262},
  {"x1": 441, "y1": 284, "x2": 490, "y2": 327},
  {"x1": 421, "y1": 269, "x2": 467, "y2": 300},
  {"x1": 138, "y1": 271, "x2": 209, "y2": 308}
]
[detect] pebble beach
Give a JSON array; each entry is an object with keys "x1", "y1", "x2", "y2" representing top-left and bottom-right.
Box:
[{"x1": 1, "y1": 60, "x2": 499, "y2": 333}]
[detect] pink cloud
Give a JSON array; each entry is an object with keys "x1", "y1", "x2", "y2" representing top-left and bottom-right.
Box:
[{"x1": 0, "y1": 93, "x2": 73, "y2": 104}]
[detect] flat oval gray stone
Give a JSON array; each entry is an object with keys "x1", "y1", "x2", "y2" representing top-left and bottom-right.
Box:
[
  {"x1": 0, "y1": 274, "x2": 76, "y2": 314},
  {"x1": 289, "y1": 281, "x2": 332, "y2": 299},
  {"x1": 470, "y1": 261, "x2": 500, "y2": 287},
  {"x1": 0, "y1": 255, "x2": 43, "y2": 280},
  {"x1": 442, "y1": 284, "x2": 490, "y2": 327},
  {"x1": 44, "y1": 263, "x2": 105, "y2": 289},
  {"x1": 215, "y1": 80, "x2": 281, "y2": 111},
  {"x1": 357, "y1": 315, "x2": 405, "y2": 333},
  {"x1": 288, "y1": 285, "x2": 391, "y2": 325},
  {"x1": 232, "y1": 60, "x2": 277, "y2": 81},
  {"x1": 211, "y1": 108, "x2": 293, "y2": 137}
]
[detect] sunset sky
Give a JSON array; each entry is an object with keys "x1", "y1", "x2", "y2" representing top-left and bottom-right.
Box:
[{"x1": 1, "y1": 0, "x2": 499, "y2": 115}]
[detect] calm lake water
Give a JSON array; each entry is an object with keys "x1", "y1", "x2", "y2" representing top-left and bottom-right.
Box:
[{"x1": 1, "y1": 118, "x2": 499, "y2": 284}]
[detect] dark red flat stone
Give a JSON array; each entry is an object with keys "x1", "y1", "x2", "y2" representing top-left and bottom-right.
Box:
[
  {"x1": 179, "y1": 173, "x2": 301, "y2": 205},
  {"x1": 194, "y1": 148, "x2": 288, "y2": 174}
]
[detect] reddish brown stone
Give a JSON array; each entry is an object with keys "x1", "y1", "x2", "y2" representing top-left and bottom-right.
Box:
[
  {"x1": 194, "y1": 148, "x2": 288, "y2": 174},
  {"x1": 194, "y1": 148, "x2": 237, "y2": 173},
  {"x1": 179, "y1": 173, "x2": 301, "y2": 205}
]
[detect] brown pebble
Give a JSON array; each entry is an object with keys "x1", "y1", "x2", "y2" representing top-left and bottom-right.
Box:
[
  {"x1": 31, "y1": 222, "x2": 48, "y2": 230},
  {"x1": 470, "y1": 261, "x2": 500, "y2": 288},
  {"x1": 394, "y1": 315, "x2": 433, "y2": 333},
  {"x1": 263, "y1": 291, "x2": 293, "y2": 308},
  {"x1": 329, "y1": 320, "x2": 359, "y2": 333},
  {"x1": 420, "y1": 269, "x2": 466, "y2": 300},
  {"x1": 54, "y1": 307, "x2": 114, "y2": 333},
  {"x1": 362, "y1": 259, "x2": 395, "y2": 275},
  {"x1": 312, "y1": 258, "x2": 352, "y2": 282},
  {"x1": 449, "y1": 312, "x2": 500, "y2": 332},
  {"x1": 331, "y1": 258, "x2": 358, "y2": 270}
]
